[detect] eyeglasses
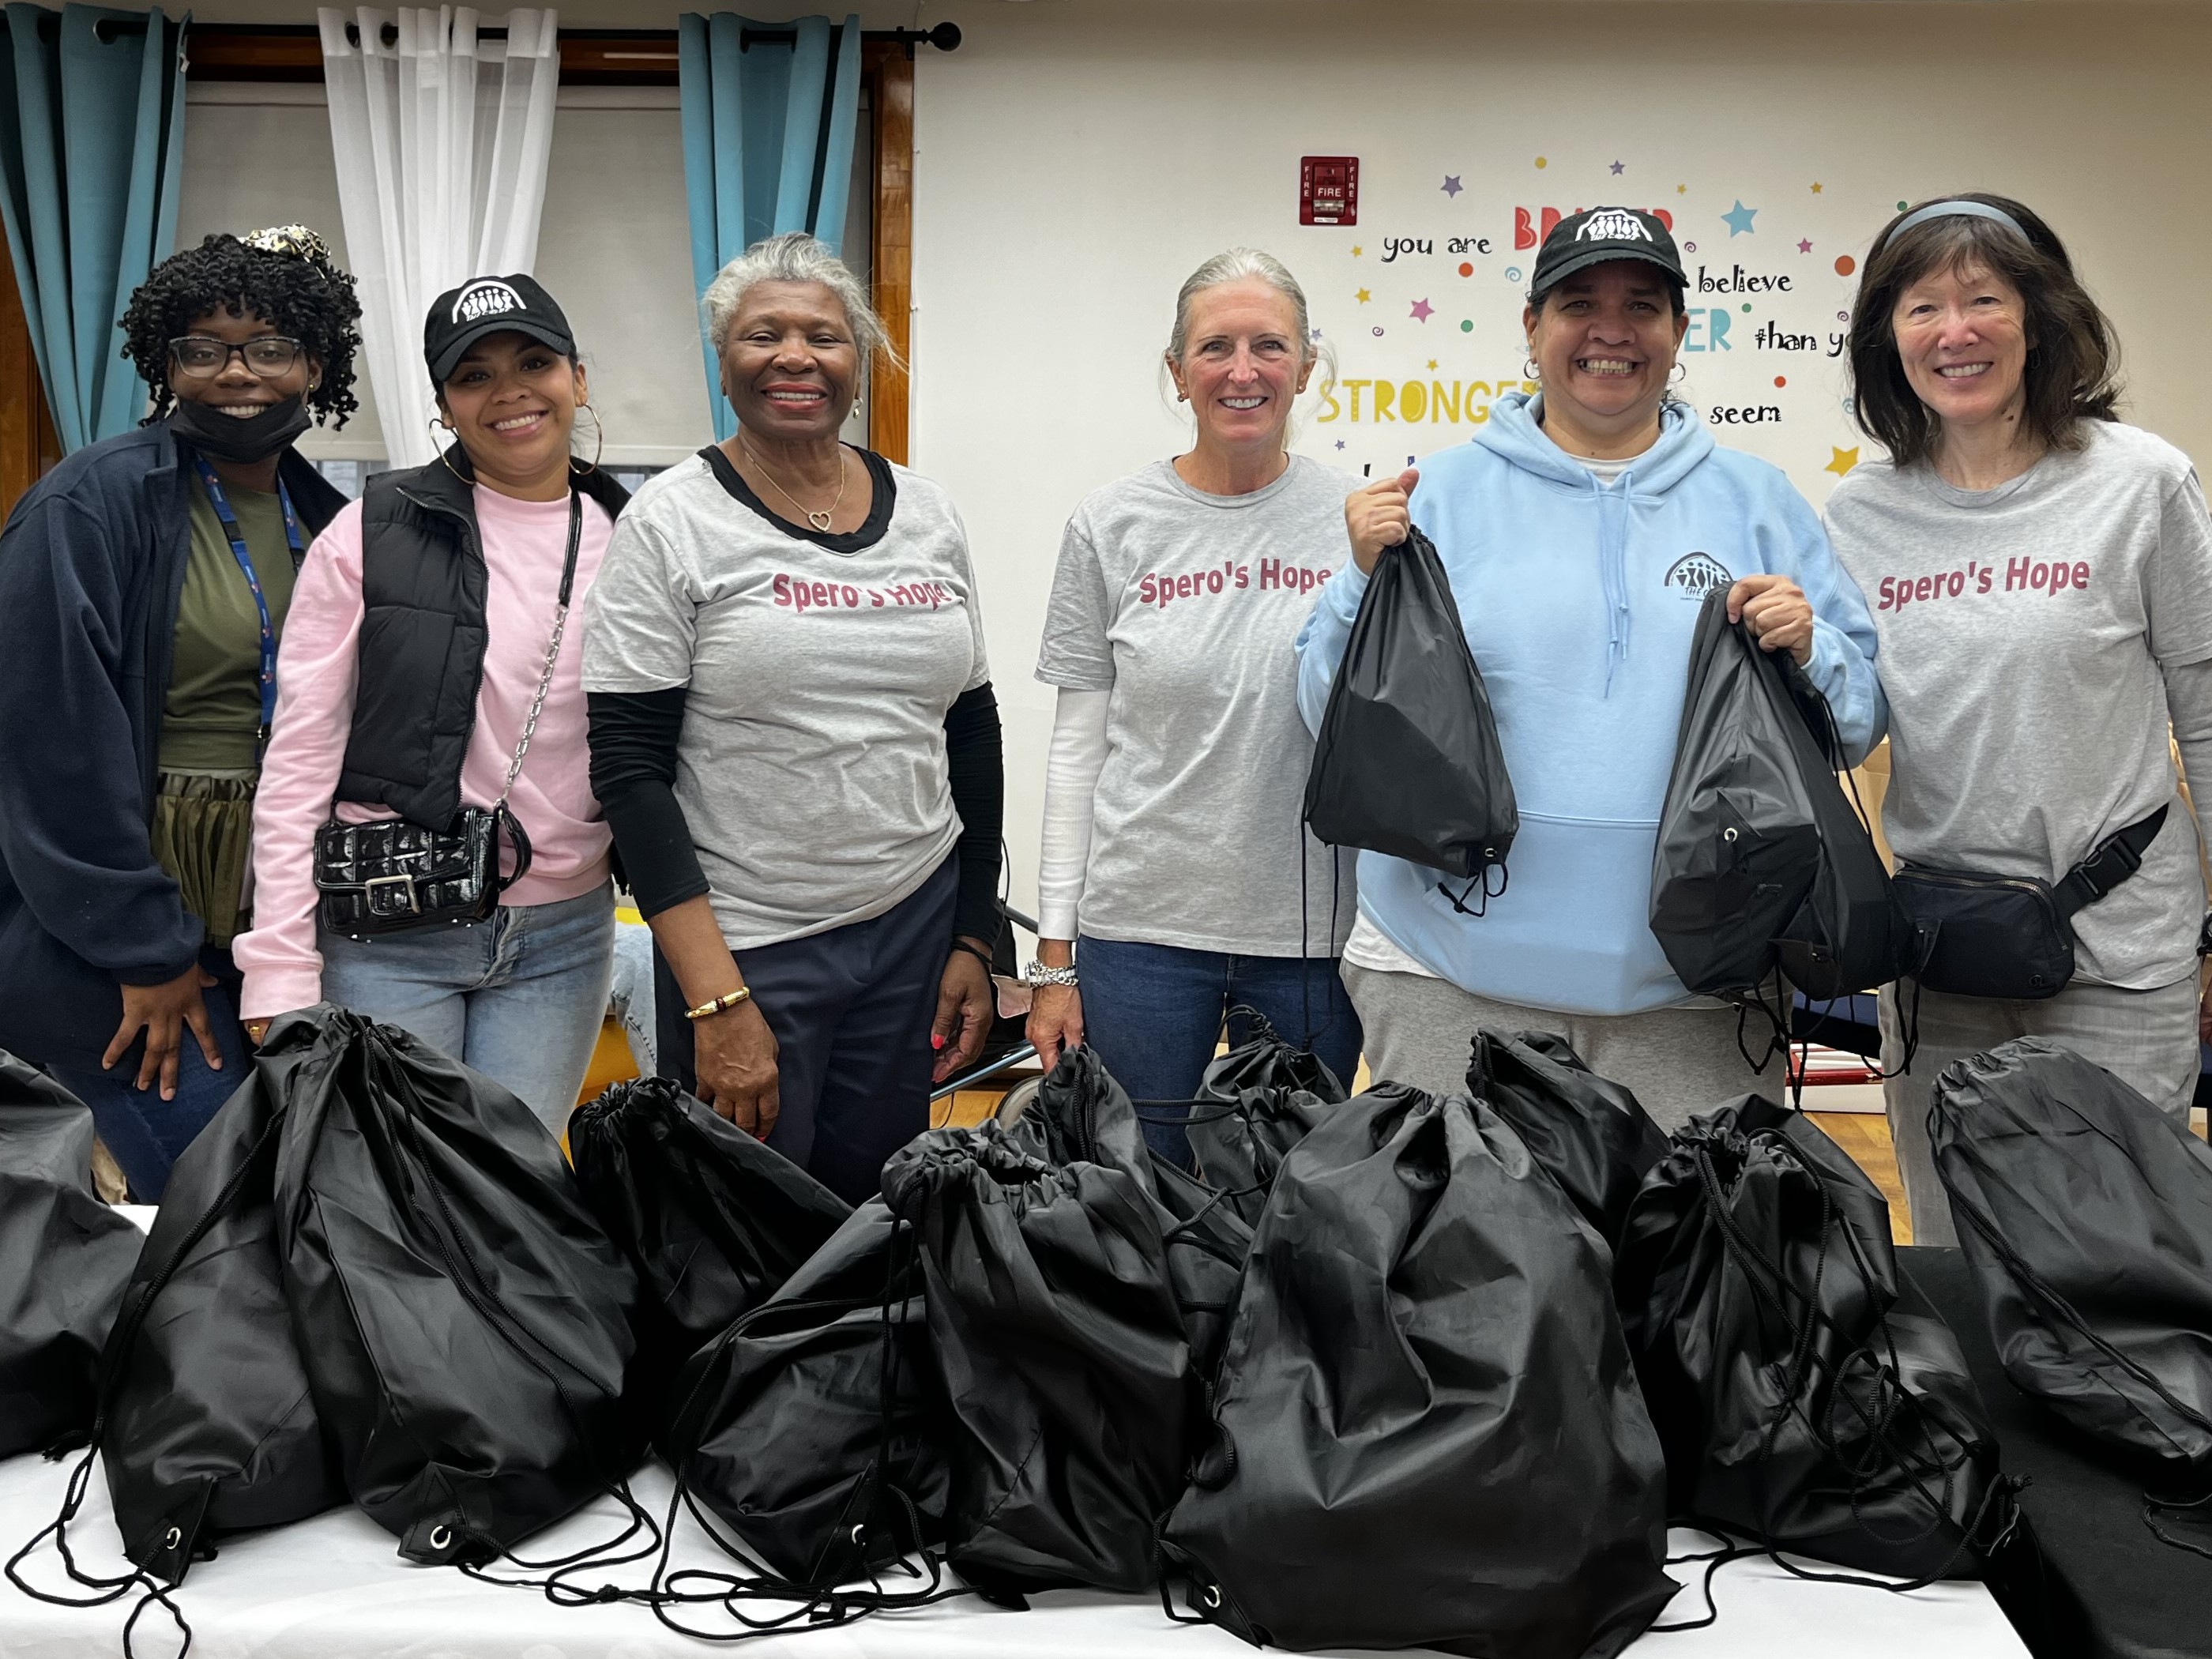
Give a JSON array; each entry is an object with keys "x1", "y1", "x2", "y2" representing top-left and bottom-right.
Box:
[{"x1": 168, "y1": 335, "x2": 305, "y2": 378}]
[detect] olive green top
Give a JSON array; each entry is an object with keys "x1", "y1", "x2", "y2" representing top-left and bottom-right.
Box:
[
  {"x1": 153, "y1": 481, "x2": 301, "y2": 944},
  {"x1": 160, "y1": 483, "x2": 299, "y2": 773}
]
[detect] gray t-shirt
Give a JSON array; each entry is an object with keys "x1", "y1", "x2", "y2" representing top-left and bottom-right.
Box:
[
  {"x1": 1826, "y1": 422, "x2": 2212, "y2": 988},
  {"x1": 1036, "y1": 455, "x2": 1359, "y2": 954},
  {"x1": 582, "y1": 450, "x2": 990, "y2": 949}
]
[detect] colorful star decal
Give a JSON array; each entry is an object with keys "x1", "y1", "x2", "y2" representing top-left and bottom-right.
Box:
[
  {"x1": 1811, "y1": 182, "x2": 1824, "y2": 194},
  {"x1": 1676, "y1": 184, "x2": 1687, "y2": 194},
  {"x1": 1427, "y1": 359, "x2": 1439, "y2": 371},
  {"x1": 1609, "y1": 160, "x2": 1625, "y2": 175},
  {"x1": 1441, "y1": 174, "x2": 1463, "y2": 198},
  {"x1": 1797, "y1": 239, "x2": 1813, "y2": 254},
  {"x1": 1722, "y1": 200, "x2": 1759, "y2": 237},
  {"x1": 1825, "y1": 446, "x2": 1860, "y2": 478},
  {"x1": 1334, "y1": 440, "x2": 1346, "y2": 450},
  {"x1": 1352, "y1": 245, "x2": 1363, "y2": 257},
  {"x1": 1356, "y1": 288, "x2": 1371, "y2": 304},
  {"x1": 1409, "y1": 298, "x2": 1435, "y2": 323}
]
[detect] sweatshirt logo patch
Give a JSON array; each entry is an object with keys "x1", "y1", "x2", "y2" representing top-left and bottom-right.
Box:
[{"x1": 1664, "y1": 551, "x2": 1731, "y2": 598}]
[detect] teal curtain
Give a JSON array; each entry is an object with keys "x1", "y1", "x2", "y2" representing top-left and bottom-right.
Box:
[
  {"x1": 679, "y1": 12, "x2": 862, "y2": 441},
  {"x1": 0, "y1": 4, "x2": 187, "y2": 453}
]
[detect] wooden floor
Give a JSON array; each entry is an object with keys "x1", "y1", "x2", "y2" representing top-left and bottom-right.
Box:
[{"x1": 577, "y1": 1021, "x2": 2209, "y2": 1249}]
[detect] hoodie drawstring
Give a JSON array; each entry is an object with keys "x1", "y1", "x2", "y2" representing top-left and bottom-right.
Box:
[{"x1": 1600, "y1": 474, "x2": 1632, "y2": 696}]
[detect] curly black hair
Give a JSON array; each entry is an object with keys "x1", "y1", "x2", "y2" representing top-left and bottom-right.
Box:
[{"x1": 121, "y1": 231, "x2": 363, "y2": 427}]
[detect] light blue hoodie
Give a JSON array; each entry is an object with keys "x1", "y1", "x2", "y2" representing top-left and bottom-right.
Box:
[{"x1": 1296, "y1": 393, "x2": 1885, "y2": 1016}]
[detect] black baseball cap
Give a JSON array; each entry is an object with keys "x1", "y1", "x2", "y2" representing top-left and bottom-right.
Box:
[
  {"x1": 423, "y1": 273, "x2": 576, "y2": 384},
  {"x1": 1529, "y1": 207, "x2": 1686, "y2": 300}
]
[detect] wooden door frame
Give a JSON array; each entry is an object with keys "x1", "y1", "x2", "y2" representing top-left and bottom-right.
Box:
[{"x1": 0, "y1": 21, "x2": 922, "y2": 510}]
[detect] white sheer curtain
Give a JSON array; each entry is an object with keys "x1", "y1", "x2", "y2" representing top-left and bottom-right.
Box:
[{"x1": 319, "y1": 6, "x2": 561, "y2": 468}]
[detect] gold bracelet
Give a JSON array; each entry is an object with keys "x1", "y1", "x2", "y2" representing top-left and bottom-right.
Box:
[{"x1": 683, "y1": 986, "x2": 753, "y2": 1021}]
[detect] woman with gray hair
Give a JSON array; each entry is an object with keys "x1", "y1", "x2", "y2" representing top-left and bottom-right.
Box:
[
  {"x1": 582, "y1": 231, "x2": 1001, "y2": 1204},
  {"x1": 1026, "y1": 248, "x2": 1362, "y2": 1164}
]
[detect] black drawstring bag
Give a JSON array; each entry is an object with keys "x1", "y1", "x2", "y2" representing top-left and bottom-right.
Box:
[
  {"x1": 36, "y1": 1051, "x2": 348, "y2": 1594},
  {"x1": 1616, "y1": 1094, "x2": 2015, "y2": 1584},
  {"x1": 0, "y1": 1056, "x2": 142, "y2": 1459},
  {"x1": 1011, "y1": 1046, "x2": 1253, "y2": 1394},
  {"x1": 268, "y1": 1008, "x2": 643, "y2": 1566},
  {"x1": 1651, "y1": 588, "x2": 1914, "y2": 1008},
  {"x1": 569, "y1": 1075, "x2": 850, "y2": 1394},
  {"x1": 883, "y1": 1123, "x2": 1193, "y2": 1595},
  {"x1": 1931, "y1": 1039, "x2": 2212, "y2": 1550},
  {"x1": 1196, "y1": 1008, "x2": 1349, "y2": 1104},
  {"x1": 1303, "y1": 525, "x2": 1518, "y2": 885},
  {"x1": 666, "y1": 1198, "x2": 950, "y2": 1586},
  {"x1": 1162, "y1": 1083, "x2": 1674, "y2": 1658},
  {"x1": 1468, "y1": 1028, "x2": 1668, "y2": 1251}
]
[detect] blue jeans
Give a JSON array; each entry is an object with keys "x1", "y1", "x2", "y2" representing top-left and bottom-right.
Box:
[
  {"x1": 319, "y1": 882, "x2": 615, "y2": 1134},
  {"x1": 1076, "y1": 935, "x2": 1364, "y2": 1166},
  {"x1": 47, "y1": 945, "x2": 250, "y2": 1203}
]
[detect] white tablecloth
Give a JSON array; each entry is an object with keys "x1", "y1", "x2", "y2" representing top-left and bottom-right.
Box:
[{"x1": 0, "y1": 1454, "x2": 2030, "y2": 1659}]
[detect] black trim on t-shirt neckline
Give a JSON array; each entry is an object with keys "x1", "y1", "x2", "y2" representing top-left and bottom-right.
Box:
[{"x1": 700, "y1": 442, "x2": 897, "y2": 554}]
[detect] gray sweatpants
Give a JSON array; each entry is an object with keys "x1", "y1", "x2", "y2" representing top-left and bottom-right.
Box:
[
  {"x1": 1879, "y1": 973, "x2": 2201, "y2": 1247},
  {"x1": 1341, "y1": 962, "x2": 1786, "y2": 1132}
]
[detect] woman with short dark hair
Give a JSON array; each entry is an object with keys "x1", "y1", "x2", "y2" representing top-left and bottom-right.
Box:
[
  {"x1": 1830, "y1": 193, "x2": 2212, "y2": 1246},
  {"x1": 0, "y1": 228, "x2": 358, "y2": 1199}
]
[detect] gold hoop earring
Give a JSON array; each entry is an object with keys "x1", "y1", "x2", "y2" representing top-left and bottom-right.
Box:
[
  {"x1": 1670, "y1": 362, "x2": 1688, "y2": 385},
  {"x1": 570, "y1": 402, "x2": 604, "y2": 474},
  {"x1": 427, "y1": 415, "x2": 468, "y2": 483}
]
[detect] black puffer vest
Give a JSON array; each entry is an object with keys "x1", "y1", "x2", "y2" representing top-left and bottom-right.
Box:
[{"x1": 337, "y1": 450, "x2": 630, "y2": 829}]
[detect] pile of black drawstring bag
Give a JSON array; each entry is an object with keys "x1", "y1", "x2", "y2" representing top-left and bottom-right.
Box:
[
  {"x1": 13, "y1": 1004, "x2": 648, "y2": 1629},
  {"x1": 10, "y1": 1003, "x2": 2094, "y2": 1656},
  {"x1": 1932, "y1": 1038, "x2": 2212, "y2": 1556},
  {"x1": 0, "y1": 1055, "x2": 143, "y2": 1461}
]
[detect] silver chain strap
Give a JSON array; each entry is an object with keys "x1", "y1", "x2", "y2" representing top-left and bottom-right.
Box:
[
  {"x1": 494, "y1": 602, "x2": 568, "y2": 810},
  {"x1": 493, "y1": 490, "x2": 583, "y2": 812}
]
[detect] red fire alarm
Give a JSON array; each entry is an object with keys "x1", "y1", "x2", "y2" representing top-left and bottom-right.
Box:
[{"x1": 1300, "y1": 156, "x2": 1358, "y2": 227}]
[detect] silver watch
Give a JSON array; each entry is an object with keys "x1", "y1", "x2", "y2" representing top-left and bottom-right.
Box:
[{"x1": 1023, "y1": 960, "x2": 1080, "y2": 988}]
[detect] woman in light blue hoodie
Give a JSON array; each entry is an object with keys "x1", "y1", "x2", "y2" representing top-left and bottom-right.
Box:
[{"x1": 1296, "y1": 207, "x2": 1883, "y2": 1127}]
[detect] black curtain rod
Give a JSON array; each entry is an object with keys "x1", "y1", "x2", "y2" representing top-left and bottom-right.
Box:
[{"x1": 34, "y1": 16, "x2": 961, "y2": 52}]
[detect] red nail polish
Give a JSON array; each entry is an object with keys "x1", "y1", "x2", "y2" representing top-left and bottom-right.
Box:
[{"x1": 931, "y1": 1033, "x2": 946, "y2": 1051}]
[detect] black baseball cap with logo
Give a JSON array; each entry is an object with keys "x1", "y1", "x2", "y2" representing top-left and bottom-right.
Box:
[
  {"x1": 423, "y1": 273, "x2": 577, "y2": 383},
  {"x1": 1528, "y1": 207, "x2": 1687, "y2": 301}
]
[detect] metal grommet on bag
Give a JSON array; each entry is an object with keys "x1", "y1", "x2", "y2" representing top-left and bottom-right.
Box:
[
  {"x1": 849, "y1": 1523, "x2": 867, "y2": 1546},
  {"x1": 428, "y1": 1525, "x2": 452, "y2": 1552},
  {"x1": 1201, "y1": 1586, "x2": 1221, "y2": 1609},
  {"x1": 1723, "y1": 826, "x2": 1739, "y2": 843},
  {"x1": 163, "y1": 1525, "x2": 181, "y2": 1549}
]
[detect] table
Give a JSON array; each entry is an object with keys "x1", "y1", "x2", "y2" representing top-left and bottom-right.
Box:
[
  {"x1": 1903, "y1": 1246, "x2": 2212, "y2": 1659},
  {"x1": 0, "y1": 1451, "x2": 2027, "y2": 1659}
]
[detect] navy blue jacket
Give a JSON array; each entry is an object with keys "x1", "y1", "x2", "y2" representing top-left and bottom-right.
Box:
[{"x1": 0, "y1": 422, "x2": 346, "y2": 1066}]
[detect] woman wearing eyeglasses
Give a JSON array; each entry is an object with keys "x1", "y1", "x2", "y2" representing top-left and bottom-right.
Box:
[{"x1": 0, "y1": 229, "x2": 359, "y2": 1199}]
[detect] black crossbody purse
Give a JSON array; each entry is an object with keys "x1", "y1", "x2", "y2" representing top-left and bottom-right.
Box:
[
  {"x1": 314, "y1": 491, "x2": 581, "y2": 940},
  {"x1": 1890, "y1": 804, "x2": 2168, "y2": 999}
]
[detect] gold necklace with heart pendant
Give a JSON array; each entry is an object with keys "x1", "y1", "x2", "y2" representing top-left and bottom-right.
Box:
[{"x1": 740, "y1": 432, "x2": 848, "y2": 533}]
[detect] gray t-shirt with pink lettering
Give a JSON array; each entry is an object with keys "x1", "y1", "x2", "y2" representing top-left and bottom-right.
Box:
[
  {"x1": 583, "y1": 450, "x2": 989, "y2": 950},
  {"x1": 1036, "y1": 455, "x2": 1359, "y2": 954},
  {"x1": 1826, "y1": 421, "x2": 2212, "y2": 988}
]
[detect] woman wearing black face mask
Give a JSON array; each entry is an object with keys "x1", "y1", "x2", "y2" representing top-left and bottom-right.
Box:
[{"x1": 0, "y1": 228, "x2": 359, "y2": 1200}]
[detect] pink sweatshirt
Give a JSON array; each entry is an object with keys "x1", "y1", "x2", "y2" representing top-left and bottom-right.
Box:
[{"x1": 235, "y1": 484, "x2": 615, "y2": 1020}]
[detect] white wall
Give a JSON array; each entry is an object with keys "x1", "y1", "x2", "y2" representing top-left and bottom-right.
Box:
[{"x1": 904, "y1": 0, "x2": 2212, "y2": 920}]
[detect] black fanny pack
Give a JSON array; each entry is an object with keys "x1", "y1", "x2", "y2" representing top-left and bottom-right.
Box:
[{"x1": 1892, "y1": 805, "x2": 2169, "y2": 1000}]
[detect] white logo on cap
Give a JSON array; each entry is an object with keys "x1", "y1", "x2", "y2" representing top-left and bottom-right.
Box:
[
  {"x1": 1577, "y1": 209, "x2": 1652, "y2": 245},
  {"x1": 451, "y1": 279, "x2": 525, "y2": 323}
]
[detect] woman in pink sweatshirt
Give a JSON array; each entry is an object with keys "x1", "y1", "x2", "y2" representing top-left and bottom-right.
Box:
[{"x1": 235, "y1": 274, "x2": 629, "y2": 1131}]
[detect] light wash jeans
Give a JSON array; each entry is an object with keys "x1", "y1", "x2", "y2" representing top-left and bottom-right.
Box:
[
  {"x1": 320, "y1": 882, "x2": 616, "y2": 1134},
  {"x1": 1879, "y1": 973, "x2": 2202, "y2": 1247},
  {"x1": 608, "y1": 916, "x2": 657, "y2": 1077}
]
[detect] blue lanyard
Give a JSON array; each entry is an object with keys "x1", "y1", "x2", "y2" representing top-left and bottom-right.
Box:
[{"x1": 192, "y1": 455, "x2": 304, "y2": 755}]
